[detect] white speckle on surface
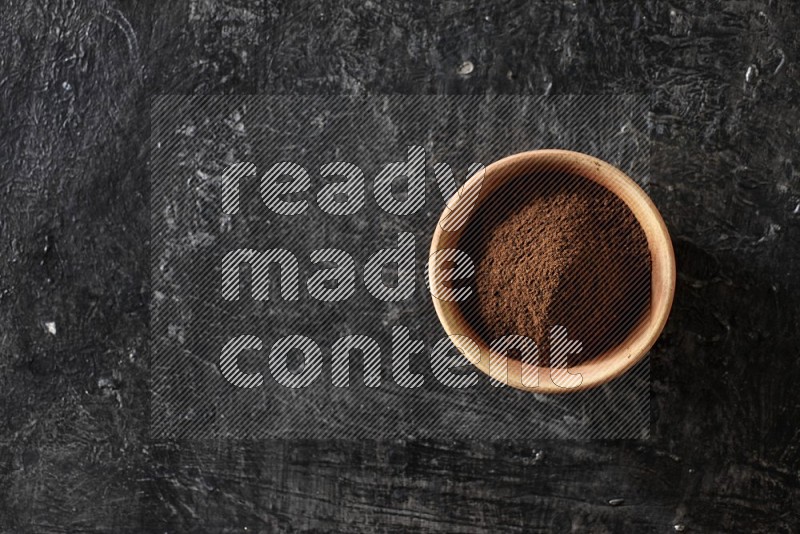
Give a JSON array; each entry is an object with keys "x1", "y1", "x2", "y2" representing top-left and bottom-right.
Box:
[
  {"x1": 608, "y1": 498, "x2": 625, "y2": 506},
  {"x1": 669, "y1": 8, "x2": 691, "y2": 35},
  {"x1": 673, "y1": 524, "x2": 686, "y2": 532},
  {"x1": 757, "y1": 222, "x2": 781, "y2": 243},
  {"x1": 168, "y1": 324, "x2": 186, "y2": 344},
  {"x1": 311, "y1": 114, "x2": 326, "y2": 129},
  {"x1": 457, "y1": 61, "x2": 474, "y2": 75},
  {"x1": 61, "y1": 81, "x2": 71, "y2": 91},
  {"x1": 188, "y1": 231, "x2": 215, "y2": 248},
  {"x1": 98, "y1": 377, "x2": 114, "y2": 389},
  {"x1": 773, "y1": 48, "x2": 786, "y2": 75},
  {"x1": 44, "y1": 321, "x2": 57, "y2": 335},
  {"x1": 745, "y1": 64, "x2": 758, "y2": 83},
  {"x1": 768, "y1": 223, "x2": 781, "y2": 237},
  {"x1": 793, "y1": 202, "x2": 800, "y2": 214}
]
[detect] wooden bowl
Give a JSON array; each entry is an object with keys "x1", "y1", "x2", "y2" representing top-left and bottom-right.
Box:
[{"x1": 428, "y1": 149, "x2": 675, "y2": 393}]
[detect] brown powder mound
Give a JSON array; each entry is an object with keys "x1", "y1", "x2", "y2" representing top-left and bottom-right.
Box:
[{"x1": 458, "y1": 171, "x2": 651, "y2": 366}]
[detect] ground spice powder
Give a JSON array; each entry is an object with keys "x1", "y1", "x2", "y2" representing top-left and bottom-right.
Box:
[{"x1": 459, "y1": 171, "x2": 651, "y2": 366}]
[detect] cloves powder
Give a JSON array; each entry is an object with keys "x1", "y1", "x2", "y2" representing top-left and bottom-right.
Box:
[{"x1": 458, "y1": 170, "x2": 651, "y2": 366}]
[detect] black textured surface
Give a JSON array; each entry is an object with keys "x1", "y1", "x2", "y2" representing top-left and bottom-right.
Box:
[
  {"x1": 1, "y1": 0, "x2": 799, "y2": 532},
  {"x1": 149, "y1": 95, "x2": 652, "y2": 441}
]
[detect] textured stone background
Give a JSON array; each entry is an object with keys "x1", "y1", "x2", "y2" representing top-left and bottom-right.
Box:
[
  {"x1": 1, "y1": 0, "x2": 799, "y2": 532},
  {"x1": 149, "y1": 95, "x2": 653, "y2": 441}
]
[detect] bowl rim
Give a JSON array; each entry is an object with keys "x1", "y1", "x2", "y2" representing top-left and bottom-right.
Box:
[{"x1": 428, "y1": 149, "x2": 676, "y2": 394}]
